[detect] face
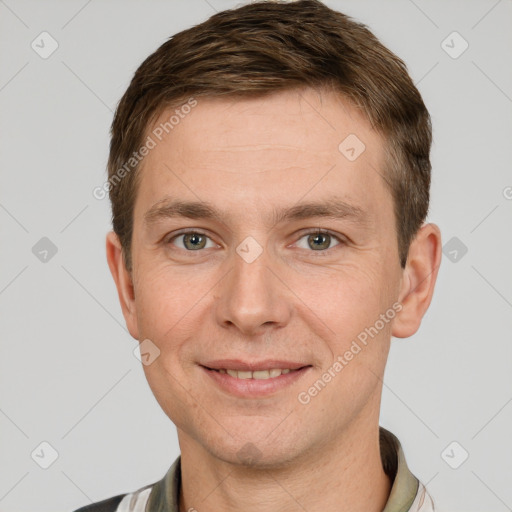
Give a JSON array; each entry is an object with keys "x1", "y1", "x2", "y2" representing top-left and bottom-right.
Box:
[{"x1": 114, "y1": 87, "x2": 408, "y2": 466}]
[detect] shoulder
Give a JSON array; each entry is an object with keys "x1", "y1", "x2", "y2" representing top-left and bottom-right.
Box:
[
  {"x1": 72, "y1": 493, "x2": 126, "y2": 512},
  {"x1": 409, "y1": 481, "x2": 436, "y2": 512},
  {"x1": 72, "y1": 485, "x2": 153, "y2": 512},
  {"x1": 71, "y1": 456, "x2": 180, "y2": 512}
]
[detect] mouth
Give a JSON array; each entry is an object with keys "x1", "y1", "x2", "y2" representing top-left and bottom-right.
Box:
[
  {"x1": 200, "y1": 360, "x2": 312, "y2": 397},
  {"x1": 206, "y1": 367, "x2": 303, "y2": 380}
]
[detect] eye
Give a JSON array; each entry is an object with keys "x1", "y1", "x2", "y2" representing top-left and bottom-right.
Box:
[
  {"x1": 294, "y1": 229, "x2": 342, "y2": 252},
  {"x1": 167, "y1": 230, "x2": 216, "y2": 251},
  {"x1": 165, "y1": 229, "x2": 343, "y2": 253}
]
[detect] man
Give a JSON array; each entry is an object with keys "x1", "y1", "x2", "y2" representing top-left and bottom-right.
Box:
[{"x1": 76, "y1": 0, "x2": 441, "y2": 510}]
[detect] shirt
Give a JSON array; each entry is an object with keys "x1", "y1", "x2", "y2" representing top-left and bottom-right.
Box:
[{"x1": 73, "y1": 427, "x2": 435, "y2": 512}]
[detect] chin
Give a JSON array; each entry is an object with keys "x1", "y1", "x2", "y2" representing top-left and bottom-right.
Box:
[
  {"x1": 194, "y1": 418, "x2": 310, "y2": 469},
  {"x1": 213, "y1": 441, "x2": 301, "y2": 470}
]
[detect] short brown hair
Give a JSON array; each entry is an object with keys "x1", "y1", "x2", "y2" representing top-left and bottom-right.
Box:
[{"x1": 108, "y1": 0, "x2": 432, "y2": 272}]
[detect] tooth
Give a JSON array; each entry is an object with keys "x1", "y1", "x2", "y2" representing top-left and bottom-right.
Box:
[
  {"x1": 253, "y1": 370, "x2": 271, "y2": 379},
  {"x1": 221, "y1": 368, "x2": 297, "y2": 378}
]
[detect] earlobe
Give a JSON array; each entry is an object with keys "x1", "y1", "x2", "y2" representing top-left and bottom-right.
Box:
[
  {"x1": 392, "y1": 223, "x2": 442, "y2": 339},
  {"x1": 105, "y1": 231, "x2": 139, "y2": 340}
]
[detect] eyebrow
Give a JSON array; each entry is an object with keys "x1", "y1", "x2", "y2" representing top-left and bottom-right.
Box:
[{"x1": 143, "y1": 196, "x2": 369, "y2": 229}]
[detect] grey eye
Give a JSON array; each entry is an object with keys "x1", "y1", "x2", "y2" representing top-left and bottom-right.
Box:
[
  {"x1": 295, "y1": 231, "x2": 340, "y2": 251},
  {"x1": 171, "y1": 232, "x2": 215, "y2": 251}
]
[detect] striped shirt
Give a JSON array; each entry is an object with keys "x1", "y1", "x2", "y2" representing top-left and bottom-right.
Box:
[{"x1": 73, "y1": 427, "x2": 435, "y2": 512}]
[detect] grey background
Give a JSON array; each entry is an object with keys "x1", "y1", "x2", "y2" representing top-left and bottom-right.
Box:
[{"x1": 0, "y1": 0, "x2": 511, "y2": 511}]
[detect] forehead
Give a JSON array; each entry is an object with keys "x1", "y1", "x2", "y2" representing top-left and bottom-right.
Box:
[
  {"x1": 135, "y1": 87, "x2": 390, "y2": 224},
  {"x1": 148, "y1": 88, "x2": 381, "y2": 165}
]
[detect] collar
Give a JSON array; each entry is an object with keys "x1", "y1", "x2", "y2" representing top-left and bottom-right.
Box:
[
  {"x1": 146, "y1": 427, "x2": 425, "y2": 511},
  {"x1": 380, "y1": 427, "x2": 421, "y2": 512}
]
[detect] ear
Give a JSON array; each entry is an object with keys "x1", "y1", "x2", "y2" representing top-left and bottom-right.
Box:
[
  {"x1": 106, "y1": 231, "x2": 139, "y2": 340},
  {"x1": 392, "y1": 223, "x2": 442, "y2": 338}
]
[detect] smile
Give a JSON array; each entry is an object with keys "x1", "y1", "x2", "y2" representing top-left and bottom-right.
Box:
[
  {"x1": 211, "y1": 368, "x2": 297, "y2": 379},
  {"x1": 201, "y1": 363, "x2": 312, "y2": 398}
]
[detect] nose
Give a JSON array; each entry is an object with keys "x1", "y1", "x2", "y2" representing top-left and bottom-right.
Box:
[{"x1": 214, "y1": 242, "x2": 292, "y2": 337}]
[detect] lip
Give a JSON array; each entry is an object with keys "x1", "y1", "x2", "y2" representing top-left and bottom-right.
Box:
[
  {"x1": 200, "y1": 361, "x2": 312, "y2": 398},
  {"x1": 201, "y1": 359, "x2": 308, "y2": 372}
]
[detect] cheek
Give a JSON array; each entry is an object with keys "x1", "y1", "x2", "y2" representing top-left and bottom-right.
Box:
[
  {"x1": 299, "y1": 262, "x2": 388, "y2": 335},
  {"x1": 133, "y1": 266, "x2": 213, "y2": 370},
  {"x1": 295, "y1": 262, "x2": 397, "y2": 384},
  {"x1": 142, "y1": 359, "x2": 202, "y2": 434},
  {"x1": 135, "y1": 262, "x2": 193, "y2": 322}
]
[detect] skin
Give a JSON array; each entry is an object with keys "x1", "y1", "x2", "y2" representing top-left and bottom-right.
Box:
[{"x1": 106, "y1": 86, "x2": 442, "y2": 512}]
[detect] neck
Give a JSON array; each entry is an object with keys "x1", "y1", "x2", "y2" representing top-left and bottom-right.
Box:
[{"x1": 178, "y1": 417, "x2": 391, "y2": 512}]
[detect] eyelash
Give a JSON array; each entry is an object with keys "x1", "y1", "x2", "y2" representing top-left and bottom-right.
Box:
[{"x1": 165, "y1": 228, "x2": 344, "y2": 254}]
